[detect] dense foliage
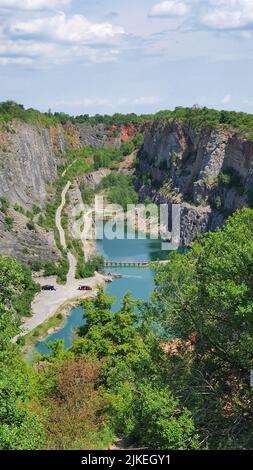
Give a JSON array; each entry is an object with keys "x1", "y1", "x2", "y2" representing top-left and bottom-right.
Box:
[
  {"x1": 98, "y1": 172, "x2": 138, "y2": 210},
  {"x1": 0, "y1": 256, "x2": 39, "y2": 318},
  {"x1": 0, "y1": 101, "x2": 151, "y2": 128},
  {"x1": 75, "y1": 254, "x2": 104, "y2": 279},
  {"x1": 3, "y1": 101, "x2": 253, "y2": 139},
  {"x1": 68, "y1": 289, "x2": 199, "y2": 449},
  {"x1": 39, "y1": 356, "x2": 112, "y2": 450},
  {"x1": 152, "y1": 208, "x2": 253, "y2": 449},
  {"x1": 154, "y1": 106, "x2": 253, "y2": 139},
  {"x1": 0, "y1": 257, "x2": 44, "y2": 449},
  {"x1": 2, "y1": 209, "x2": 253, "y2": 450}
]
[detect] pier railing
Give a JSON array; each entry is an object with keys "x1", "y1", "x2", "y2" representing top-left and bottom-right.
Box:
[{"x1": 104, "y1": 260, "x2": 149, "y2": 268}]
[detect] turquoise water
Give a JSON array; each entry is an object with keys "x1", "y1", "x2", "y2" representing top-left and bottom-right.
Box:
[{"x1": 34, "y1": 234, "x2": 166, "y2": 355}]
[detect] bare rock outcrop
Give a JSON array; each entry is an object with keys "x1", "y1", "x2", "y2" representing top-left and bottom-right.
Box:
[
  {"x1": 0, "y1": 208, "x2": 60, "y2": 264},
  {"x1": 137, "y1": 120, "x2": 253, "y2": 245},
  {"x1": 0, "y1": 119, "x2": 120, "y2": 263},
  {"x1": 79, "y1": 169, "x2": 111, "y2": 189}
]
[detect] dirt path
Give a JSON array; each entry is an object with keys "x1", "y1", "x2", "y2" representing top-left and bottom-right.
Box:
[
  {"x1": 17, "y1": 272, "x2": 108, "y2": 336},
  {"x1": 16, "y1": 181, "x2": 109, "y2": 338},
  {"x1": 61, "y1": 159, "x2": 77, "y2": 178},
  {"x1": 55, "y1": 181, "x2": 77, "y2": 283},
  {"x1": 56, "y1": 181, "x2": 71, "y2": 250}
]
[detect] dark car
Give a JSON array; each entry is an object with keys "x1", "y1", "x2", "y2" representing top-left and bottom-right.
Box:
[
  {"x1": 78, "y1": 285, "x2": 92, "y2": 291},
  {"x1": 42, "y1": 285, "x2": 56, "y2": 291}
]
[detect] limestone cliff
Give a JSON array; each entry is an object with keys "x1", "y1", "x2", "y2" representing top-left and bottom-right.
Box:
[
  {"x1": 0, "y1": 120, "x2": 123, "y2": 210},
  {"x1": 0, "y1": 208, "x2": 60, "y2": 264},
  {"x1": 0, "y1": 119, "x2": 122, "y2": 263},
  {"x1": 136, "y1": 120, "x2": 253, "y2": 245}
]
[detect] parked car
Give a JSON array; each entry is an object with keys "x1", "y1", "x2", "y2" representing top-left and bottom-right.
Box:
[
  {"x1": 42, "y1": 285, "x2": 56, "y2": 291},
  {"x1": 78, "y1": 285, "x2": 92, "y2": 291}
]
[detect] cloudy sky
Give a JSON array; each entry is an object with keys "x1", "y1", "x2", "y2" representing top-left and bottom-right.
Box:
[{"x1": 0, "y1": 0, "x2": 253, "y2": 115}]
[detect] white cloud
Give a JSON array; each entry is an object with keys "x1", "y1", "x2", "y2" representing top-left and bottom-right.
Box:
[
  {"x1": 55, "y1": 96, "x2": 160, "y2": 109},
  {"x1": 147, "y1": 0, "x2": 253, "y2": 32},
  {"x1": 132, "y1": 96, "x2": 160, "y2": 105},
  {"x1": 8, "y1": 12, "x2": 125, "y2": 44},
  {"x1": 54, "y1": 98, "x2": 113, "y2": 108},
  {"x1": 0, "y1": 11, "x2": 125, "y2": 66},
  {"x1": 0, "y1": 37, "x2": 121, "y2": 66},
  {"x1": 201, "y1": 0, "x2": 253, "y2": 29},
  {"x1": 119, "y1": 96, "x2": 160, "y2": 106},
  {"x1": 0, "y1": 56, "x2": 32, "y2": 65},
  {"x1": 0, "y1": 40, "x2": 58, "y2": 58},
  {"x1": 242, "y1": 31, "x2": 253, "y2": 38},
  {"x1": 149, "y1": 1, "x2": 189, "y2": 18},
  {"x1": 118, "y1": 98, "x2": 129, "y2": 105},
  {"x1": 221, "y1": 94, "x2": 232, "y2": 104},
  {"x1": 0, "y1": 0, "x2": 70, "y2": 10}
]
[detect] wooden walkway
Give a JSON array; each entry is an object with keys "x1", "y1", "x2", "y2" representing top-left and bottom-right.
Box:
[{"x1": 104, "y1": 260, "x2": 149, "y2": 268}]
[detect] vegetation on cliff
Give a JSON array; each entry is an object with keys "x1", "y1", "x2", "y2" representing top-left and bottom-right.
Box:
[
  {"x1": 97, "y1": 172, "x2": 138, "y2": 210},
  {"x1": 152, "y1": 208, "x2": 253, "y2": 449},
  {"x1": 0, "y1": 100, "x2": 151, "y2": 128},
  {"x1": 155, "y1": 106, "x2": 253, "y2": 139},
  {"x1": 0, "y1": 257, "x2": 43, "y2": 449},
  {"x1": 1, "y1": 209, "x2": 253, "y2": 450},
  {"x1": 3, "y1": 101, "x2": 253, "y2": 140}
]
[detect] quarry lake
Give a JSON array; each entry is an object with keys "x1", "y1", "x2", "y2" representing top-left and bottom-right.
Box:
[{"x1": 34, "y1": 234, "x2": 168, "y2": 355}]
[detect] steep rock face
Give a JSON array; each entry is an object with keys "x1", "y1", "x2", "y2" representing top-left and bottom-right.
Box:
[
  {"x1": 78, "y1": 169, "x2": 111, "y2": 189},
  {"x1": 0, "y1": 208, "x2": 60, "y2": 264},
  {"x1": 0, "y1": 120, "x2": 123, "y2": 210},
  {"x1": 137, "y1": 120, "x2": 253, "y2": 245},
  {"x1": 0, "y1": 119, "x2": 122, "y2": 263},
  {"x1": 77, "y1": 123, "x2": 121, "y2": 148},
  {"x1": 0, "y1": 121, "x2": 59, "y2": 209}
]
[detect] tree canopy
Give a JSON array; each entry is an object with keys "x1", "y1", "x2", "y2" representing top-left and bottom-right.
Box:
[{"x1": 152, "y1": 208, "x2": 253, "y2": 449}]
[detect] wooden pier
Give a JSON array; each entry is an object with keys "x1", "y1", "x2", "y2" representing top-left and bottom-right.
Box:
[{"x1": 104, "y1": 260, "x2": 149, "y2": 268}]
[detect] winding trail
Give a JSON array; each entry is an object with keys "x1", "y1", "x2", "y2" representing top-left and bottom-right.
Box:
[
  {"x1": 56, "y1": 181, "x2": 70, "y2": 250},
  {"x1": 55, "y1": 181, "x2": 77, "y2": 283},
  {"x1": 16, "y1": 180, "x2": 109, "y2": 338}
]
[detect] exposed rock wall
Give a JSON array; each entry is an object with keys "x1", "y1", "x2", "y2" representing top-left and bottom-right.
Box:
[
  {"x1": 0, "y1": 208, "x2": 60, "y2": 264},
  {"x1": 78, "y1": 169, "x2": 111, "y2": 189},
  {"x1": 2, "y1": 115, "x2": 253, "y2": 256},
  {"x1": 0, "y1": 120, "x2": 122, "y2": 210},
  {"x1": 0, "y1": 119, "x2": 122, "y2": 263},
  {"x1": 0, "y1": 121, "x2": 59, "y2": 209},
  {"x1": 137, "y1": 120, "x2": 253, "y2": 245}
]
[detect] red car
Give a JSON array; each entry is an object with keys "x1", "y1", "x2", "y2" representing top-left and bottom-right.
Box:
[{"x1": 78, "y1": 285, "x2": 92, "y2": 291}]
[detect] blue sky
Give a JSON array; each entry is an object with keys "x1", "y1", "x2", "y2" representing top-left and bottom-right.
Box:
[{"x1": 0, "y1": 0, "x2": 253, "y2": 115}]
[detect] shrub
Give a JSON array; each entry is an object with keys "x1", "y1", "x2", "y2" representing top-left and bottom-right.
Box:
[
  {"x1": 5, "y1": 215, "x2": 14, "y2": 227},
  {"x1": 213, "y1": 196, "x2": 222, "y2": 210},
  {"x1": 217, "y1": 168, "x2": 244, "y2": 194},
  {"x1": 98, "y1": 172, "x2": 138, "y2": 210},
  {"x1": 0, "y1": 197, "x2": 9, "y2": 214},
  {"x1": 76, "y1": 255, "x2": 104, "y2": 279},
  {"x1": 133, "y1": 133, "x2": 144, "y2": 148},
  {"x1": 247, "y1": 188, "x2": 253, "y2": 208},
  {"x1": 26, "y1": 221, "x2": 35, "y2": 231}
]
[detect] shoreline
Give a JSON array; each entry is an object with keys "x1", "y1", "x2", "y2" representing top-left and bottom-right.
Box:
[
  {"x1": 22, "y1": 295, "x2": 94, "y2": 351},
  {"x1": 23, "y1": 269, "x2": 124, "y2": 352},
  {"x1": 15, "y1": 270, "x2": 114, "y2": 343},
  {"x1": 18, "y1": 174, "x2": 167, "y2": 347}
]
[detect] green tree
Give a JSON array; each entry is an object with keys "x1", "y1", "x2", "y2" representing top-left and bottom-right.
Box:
[
  {"x1": 0, "y1": 256, "x2": 44, "y2": 449},
  {"x1": 131, "y1": 381, "x2": 199, "y2": 450},
  {"x1": 70, "y1": 288, "x2": 199, "y2": 449},
  {"x1": 153, "y1": 208, "x2": 253, "y2": 449}
]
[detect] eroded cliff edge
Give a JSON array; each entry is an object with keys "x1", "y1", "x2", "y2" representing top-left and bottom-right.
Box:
[
  {"x1": 0, "y1": 120, "x2": 123, "y2": 209},
  {"x1": 0, "y1": 120, "x2": 123, "y2": 263},
  {"x1": 2, "y1": 113, "x2": 253, "y2": 261},
  {"x1": 136, "y1": 120, "x2": 253, "y2": 245}
]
